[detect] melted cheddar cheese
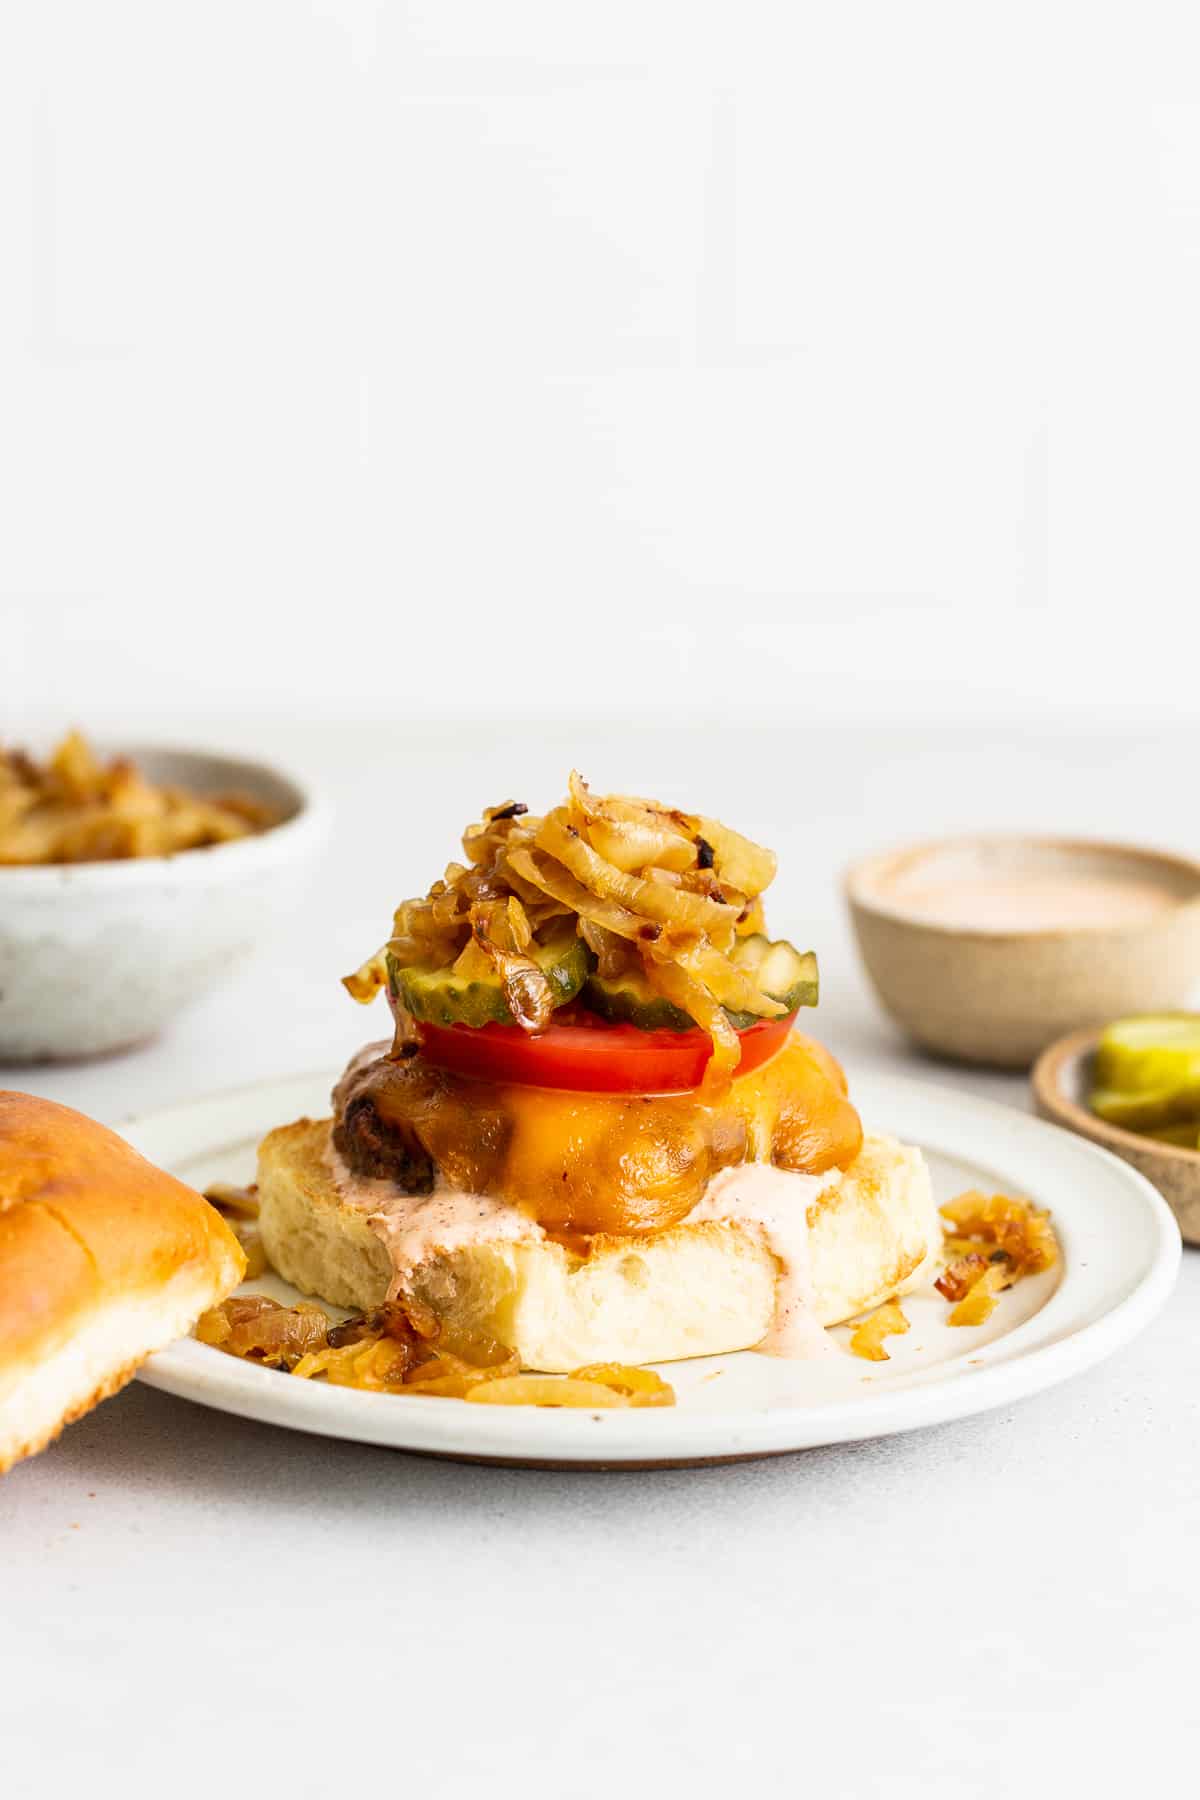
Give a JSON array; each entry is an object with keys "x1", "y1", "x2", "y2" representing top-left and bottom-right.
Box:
[{"x1": 335, "y1": 1034, "x2": 862, "y2": 1239}]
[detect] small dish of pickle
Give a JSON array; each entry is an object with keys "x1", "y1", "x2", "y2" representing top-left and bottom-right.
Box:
[
  {"x1": 1033, "y1": 1014, "x2": 1200, "y2": 1246},
  {"x1": 1089, "y1": 1015, "x2": 1200, "y2": 1148}
]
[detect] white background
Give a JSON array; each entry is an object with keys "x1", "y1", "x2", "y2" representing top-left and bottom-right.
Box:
[
  {"x1": 3, "y1": 11, "x2": 1200, "y2": 1799},
  {"x1": 3, "y1": 1, "x2": 1200, "y2": 731}
]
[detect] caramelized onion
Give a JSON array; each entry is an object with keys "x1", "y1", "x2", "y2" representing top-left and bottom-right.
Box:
[
  {"x1": 935, "y1": 1252, "x2": 991, "y2": 1303},
  {"x1": 577, "y1": 918, "x2": 634, "y2": 980},
  {"x1": 935, "y1": 1190, "x2": 1059, "y2": 1327},
  {"x1": 946, "y1": 1263, "x2": 1011, "y2": 1327},
  {"x1": 343, "y1": 950, "x2": 390, "y2": 1004},
  {"x1": 195, "y1": 1295, "x2": 328, "y2": 1367},
  {"x1": 198, "y1": 1295, "x2": 540, "y2": 1399},
  {"x1": 470, "y1": 907, "x2": 556, "y2": 1034},
  {"x1": 347, "y1": 774, "x2": 789, "y2": 1072},
  {"x1": 848, "y1": 1300, "x2": 911, "y2": 1362},
  {"x1": 640, "y1": 958, "x2": 741, "y2": 1090},
  {"x1": 651, "y1": 935, "x2": 785, "y2": 1020},
  {"x1": 404, "y1": 1351, "x2": 521, "y2": 1397},
  {"x1": 465, "y1": 1375, "x2": 627, "y2": 1408},
  {"x1": 567, "y1": 771, "x2": 697, "y2": 874},
  {"x1": 587, "y1": 817, "x2": 696, "y2": 874},
  {"x1": 537, "y1": 810, "x2": 736, "y2": 939},
  {"x1": 939, "y1": 1190, "x2": 1059, "y2": 1276},
  {"x1": 682, "y1": 816, "x2": 777, "y2": 899},
  {"x1": 569, "y1": 1364, "x2": 675, "y2": 1407},
  {"x1": 505, "y1": 845, "x2": 644, "y2": 941},
  {"x1": 233, "y1": 1224, "x2": 268, "y2": 1279},
  {"x1": 202, "y1": 1180, "x2": 260, "y2": 1219}
]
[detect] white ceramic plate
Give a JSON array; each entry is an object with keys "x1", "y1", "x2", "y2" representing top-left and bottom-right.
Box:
[{"x1": 131, "y1": 1071, "x2": 1180, "y2": 1467}]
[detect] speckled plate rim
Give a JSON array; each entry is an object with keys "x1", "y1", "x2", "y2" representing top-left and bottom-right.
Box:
[{"x1": 130, "y1": 1070, "x2": 1181, "y2": 1467}]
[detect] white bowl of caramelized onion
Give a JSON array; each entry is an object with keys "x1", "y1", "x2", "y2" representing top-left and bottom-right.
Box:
[{"x1": 0, "y1": 733, "x2": 327, "y2": 1061}]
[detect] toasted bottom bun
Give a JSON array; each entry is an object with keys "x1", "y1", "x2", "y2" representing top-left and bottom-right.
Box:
[
  {"x1": 257, "y1": 1120, "x2": 942, "y2": 1370},
  {"x1": 0, "y1": 1091, "x2": 246, "y2": 1474}
]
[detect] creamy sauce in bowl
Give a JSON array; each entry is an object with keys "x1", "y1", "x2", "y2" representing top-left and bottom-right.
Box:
[
  {"x1": 859, "y1": 841, "x2": 1200, "y2": 936},
  {"x1": 887, "y1": 871, "x2": 1181, "y2": 933}
]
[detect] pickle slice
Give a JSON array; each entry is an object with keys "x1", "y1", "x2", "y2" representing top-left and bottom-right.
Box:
[
  {"x1": 1093, "y1": 1013, "x2": 1200, "y2": 1094},
  {"x1": 580, "y1": 967, "x2": 694, "y2": 1032},
  {"x1": 388, "y1": 927, "x2": 590, "y2": 1027},
  {"x1": 1089, "y1": 1083, "x2": 1200, "y2": 1132},
  {"x1": 725, "y1": 936, "x2": 820, "y2": 1025},
  {"x1": 582, "y1": 937, "x2": 818, "y2": 1032}
]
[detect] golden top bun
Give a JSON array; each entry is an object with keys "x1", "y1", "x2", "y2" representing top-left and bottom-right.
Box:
[{"x1": 0, "y1": 1091, "x2": 245, "y2": 1474}]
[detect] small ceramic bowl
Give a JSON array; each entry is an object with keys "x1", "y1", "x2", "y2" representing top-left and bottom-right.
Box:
[
  {"x1": 0, "y1": 746, "x2": 328, "y2": 1061},
  {"x1": 1033, "y1": 1025, "x2": 1200, "y2": 1245},
  {"x1": 845, "y1": 836, "x2": 1200, "y2": 1069}
]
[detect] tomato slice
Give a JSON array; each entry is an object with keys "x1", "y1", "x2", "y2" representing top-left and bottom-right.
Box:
[{"x1": 414, "y1": 1013, "x2": 797, "y2": 1094}]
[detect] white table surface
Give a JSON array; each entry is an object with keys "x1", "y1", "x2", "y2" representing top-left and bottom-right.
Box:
[{"x1": 3, "y1": 720, "x2": 1197, "y2": 1799}]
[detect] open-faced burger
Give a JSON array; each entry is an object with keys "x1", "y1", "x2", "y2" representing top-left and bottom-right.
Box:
[{"x1": 253, "y1": 775, "x2": 942, "y2": 1371}]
